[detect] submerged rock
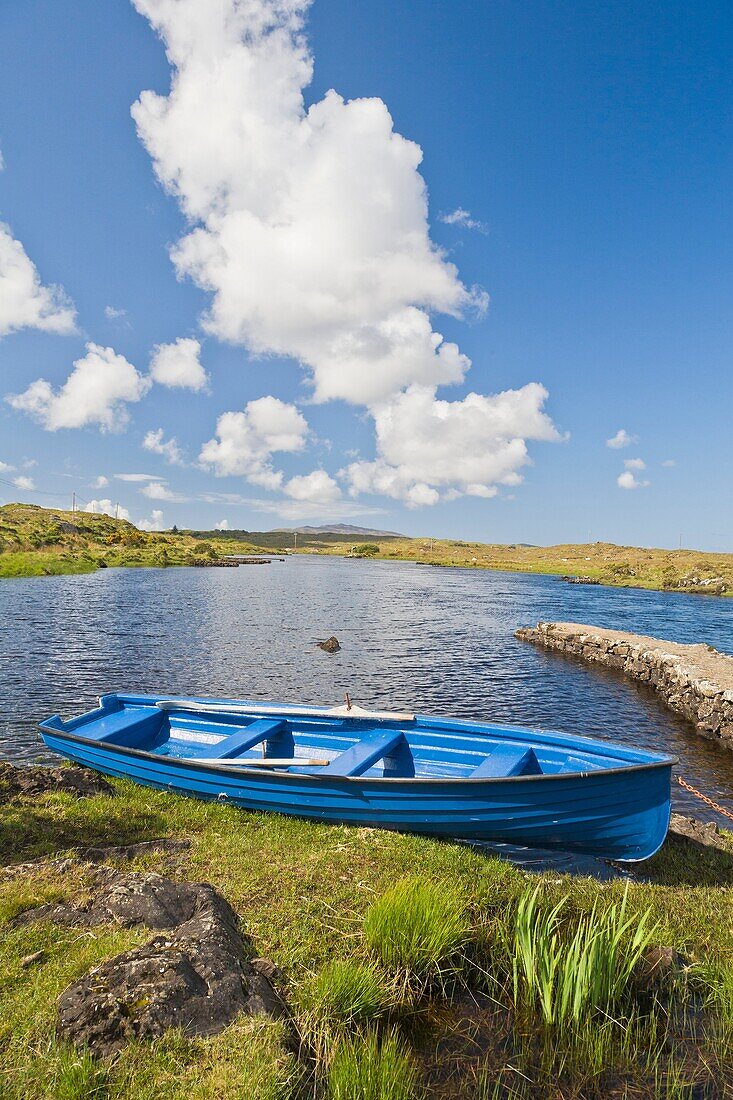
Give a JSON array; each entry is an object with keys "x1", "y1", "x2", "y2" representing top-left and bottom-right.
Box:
[
  {"x1": 25, "y1": 869, "x2": 286, "y2": 1056},
  {"x1": 317, "y1": 635, "x2": 341, "y2": 653},
  {"x1": 0, "y1": 763, "x2": 114, "y2": 803}
]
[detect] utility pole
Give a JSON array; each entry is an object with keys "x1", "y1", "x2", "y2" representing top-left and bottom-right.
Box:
[
  {"x1": 294, "y1": 531, "x2": 298, "y2": 550},
  {"x1": 115, "y1": 502, "x2": 120, "y2": 520},
  {"x1": 72, "y1": 492, "x2": 76, "y2": 515}
]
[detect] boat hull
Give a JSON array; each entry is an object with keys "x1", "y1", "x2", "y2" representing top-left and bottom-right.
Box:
[{"x1": 40, "y1": 726, "x2": 672, "y2": 862}]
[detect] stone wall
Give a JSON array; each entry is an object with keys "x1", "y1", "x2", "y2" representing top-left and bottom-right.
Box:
[{"x1": 515, "y1": 621, "x2": 733, "y2": 751}]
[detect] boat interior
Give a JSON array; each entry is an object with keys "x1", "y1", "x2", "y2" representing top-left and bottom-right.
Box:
[{"x1": 40, "y1": 694, "x2": 665, "y2": 781}]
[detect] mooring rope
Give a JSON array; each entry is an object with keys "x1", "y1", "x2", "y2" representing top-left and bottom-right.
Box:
[{"x1": 677, "y1": 775, "x2": 733, "y2": 823}]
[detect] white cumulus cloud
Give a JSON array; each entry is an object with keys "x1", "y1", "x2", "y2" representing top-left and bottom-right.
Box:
[
  {"x1": 143, "y1": 427, "x2": 185, "y2": 465},
  {"x1": 215, "y1": 518, "x2": 230, "y2": 530},
  {"x1": 149, "y1": 337, "x2": 209, "y2": 391},
  {"x1": 105, "y1": 305, "x2": 128, "y2": 320},
  {"x1": 606, "y1": 428, "x2": 634, "y2": 449},
  {"x1": 85, "y1": 499, "x2": 132, "y2": 521},
  {"x1": 284, "y1": 469, "x2": 341, "y2": 503},
  {"x1": 7, "y1": 343, "x2": 151, "y2": 431},
  {"x1": 12, "y1": 475, "x2": 35, "y2": 492},
  {"x1": 92, "y1": 475, "x2": 110, "y2": 488},
  {"x1": 344, "y1": 383, "x2": 561, "y2": 506},
  {"x1": 623, "y1": 458, "x2": 646, "y2": 471},
  {"x1": 131, "y1": 0, "x2": 486, "y2": 407},
  {"x1": 132, "y1": 0, "x2": 561, "y2": 505},
  {"x1": 0, "y1": 460, "x2": 16, "y2": 473},
  {"x1": 140, "y1": 480, "x2": 187, "y2": 502},
  {"x1": 137, "y1": 508, "x2": 165, "y2": 531},
  {"x1": 617, "y1": 470, "x2": 649, "y2": 490},
  {"x1": 115, "y1": 472, "x2": 165, "y2": 482},
  {"x1": 199, "y1": 395, "x2": 308, "y2": 488},
  {"x1": 0, "y1": 223, "x2": 77, "y2": 339}
]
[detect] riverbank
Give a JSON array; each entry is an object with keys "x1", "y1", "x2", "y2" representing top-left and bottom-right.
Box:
[
  {"x1": 0, "y1": 504, "x2": 266, "y2": 578},
  {"x1": 305, "y1": 538, "x2": 733, "y2": 599},
  {"x1": 2, "y1": 504, "x2": 731, "y2": 596},
  {"x1": 1, "y1": 765, "x2": 733, "y2": 1098},
  {"x1": 516, "y1": 622, "x2": 733, "y2": 753}
]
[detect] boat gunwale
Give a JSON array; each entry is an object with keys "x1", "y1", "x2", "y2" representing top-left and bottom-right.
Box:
[{"x1": 38, "y1": 724, "x2": 678, "y2": 786}]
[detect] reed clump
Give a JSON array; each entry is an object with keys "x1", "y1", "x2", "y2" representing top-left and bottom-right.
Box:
[{"x1": 507, "y1": 884, "x2": 657, "y2": 1028}]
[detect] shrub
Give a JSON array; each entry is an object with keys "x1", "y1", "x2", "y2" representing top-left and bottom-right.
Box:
[
  {"x1": 352, "y1": 543, "x2": 379, "y2": 556},
  {"x1": 327, "y1": 1031, "x2": 421, "y2": 1100},
  {"x1": 363, "y1": 879, "x2": 470, "y2": 990}
]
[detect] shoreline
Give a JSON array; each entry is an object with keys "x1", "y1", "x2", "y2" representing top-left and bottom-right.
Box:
[
  {"x1": 517, "y1": 621, "x2": 733, "y2": 753},
  {"x1": 3, "y1": 546, "x2": 733, "y2": 602}
]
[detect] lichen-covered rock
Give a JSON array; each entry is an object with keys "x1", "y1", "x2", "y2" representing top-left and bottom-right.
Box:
[
  {"x1": 0, "y1": 763, "x2": 114, "y2": 803},
  {"x1": 317, "y1": 636, "x2": 341, "y2": 653},
  {"x1": 38, "y1": 870, "x2": 285, "y2": 1056}
]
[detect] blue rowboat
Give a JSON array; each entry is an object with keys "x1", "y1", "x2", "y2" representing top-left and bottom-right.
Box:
[{"x1": 39, "y1": 694, "x2": 675, "y2": 861}]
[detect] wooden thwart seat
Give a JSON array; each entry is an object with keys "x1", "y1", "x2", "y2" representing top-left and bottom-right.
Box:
[
  {"x1": 471, "y1": 744, "x2": 542, "y2": 778},
  {"x1": 206, "y1": 718, "x2": 286, "y2": 760},
  {"x1": 320, "y1": 729, "x2": 407, "y2": 777},
  {"x1": 90, "y1": 709, "x2": 161, "y2": 747}
]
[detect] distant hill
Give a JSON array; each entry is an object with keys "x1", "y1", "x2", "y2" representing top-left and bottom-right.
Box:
[{"x1": 281, "y1": 523, "x2": 405, "y2": 537}]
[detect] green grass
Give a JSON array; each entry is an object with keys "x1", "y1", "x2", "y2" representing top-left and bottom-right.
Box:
[
  {"x1": 296, "y1": 959, "x2": 394, "y2": 1038},
  {"x1": 0, "y1": 503, "x2": 269, "y2": 578},
  {"x1": 4, "y1": 503, "x2": 732, "y2": 595},
  {"x1": 327, "y1": 1031, "x2": 422, "y2": 1100},
  {"x1": 508, "y1": 884, "x2": 657, "y2": 1028},
  {"x1": 363, "y1": 879, "x2": 470, "y2": 992},
  {"x1": 307, "y1": 536, "x2": 733, "y2": 598},
  {"x1": 1, "y1": 779, "x2": 733, "y2": 1097}
]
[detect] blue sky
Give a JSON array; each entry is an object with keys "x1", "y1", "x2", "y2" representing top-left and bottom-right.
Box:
[{"x1": 0, "y1": 0, "x2": 730, "y2": 548}]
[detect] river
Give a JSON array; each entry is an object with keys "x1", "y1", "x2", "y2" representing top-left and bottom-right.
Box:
[{"x1": 1, "y1": 555, "x2": 732, "y2": 823}]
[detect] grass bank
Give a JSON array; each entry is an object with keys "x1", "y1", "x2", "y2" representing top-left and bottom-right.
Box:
[
  {"x1": 0, "y1": 504, "x2": 266, "y2": 578},
  {"x1": 2, "y1": 776, "x2": 733, "y2": 1098},
  {"x1": 297, "y1": 538, "x2": 733, "y2": 598},
  {"x1": 3, "y1": 504, "x2": 731, "y2": 596}
]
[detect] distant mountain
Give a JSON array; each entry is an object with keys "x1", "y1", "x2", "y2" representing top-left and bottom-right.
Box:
[{"x1": 277, "y1": 523, "x2": 405, "y2": 537}]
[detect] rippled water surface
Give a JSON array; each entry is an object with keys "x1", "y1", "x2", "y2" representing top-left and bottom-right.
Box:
[{"x1": 1, "y1": 556, "x2": 732, "y2": 822}]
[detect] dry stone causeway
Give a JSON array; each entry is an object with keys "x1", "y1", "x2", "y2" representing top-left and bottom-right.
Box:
[{"x1": 515, "y1": 621, "x2": 733, "y2": 751}]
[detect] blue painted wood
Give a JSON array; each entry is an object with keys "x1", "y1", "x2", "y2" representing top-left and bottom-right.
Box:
[
  {"x1": 206, "y1": 719, "x2": 285, "y2": 759},
  {"x1": 38, "y1": 693, "x2": 676, "y2": 861},
  {"x1": 472, "y1": 745, "x2": 541, "y2": 778},
  {"x1": 320, "y1": 729, "x2": 405, "y2": 777}
]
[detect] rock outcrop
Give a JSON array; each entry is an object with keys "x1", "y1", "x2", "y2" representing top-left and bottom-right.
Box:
[
  {"x1": 515, "y1": 622, "x2": 733, "y2": 751},
  {"x1": 0, "y1": 763, "x2": 115, "y2": 803},
  {"x1": 18, "y1": 868, "x2": 284, "y2": 1056},
  {"x1": 317, "y1": 636, "x2": 341, "y2": 653}
]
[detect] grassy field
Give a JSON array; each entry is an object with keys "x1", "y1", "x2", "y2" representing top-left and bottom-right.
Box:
[
  {"x1": 292, "y1": 537, "x2": 733, "y2": 598},
  {"x1": 1, "y1": 776, "x2": 732, "y2": 1099},
  {"x1": 2, "y1": 503, "x2": 731, "y2": 597},
  {"x1": 0, "y1": 504, "x2": 266, "y2": 578}
]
